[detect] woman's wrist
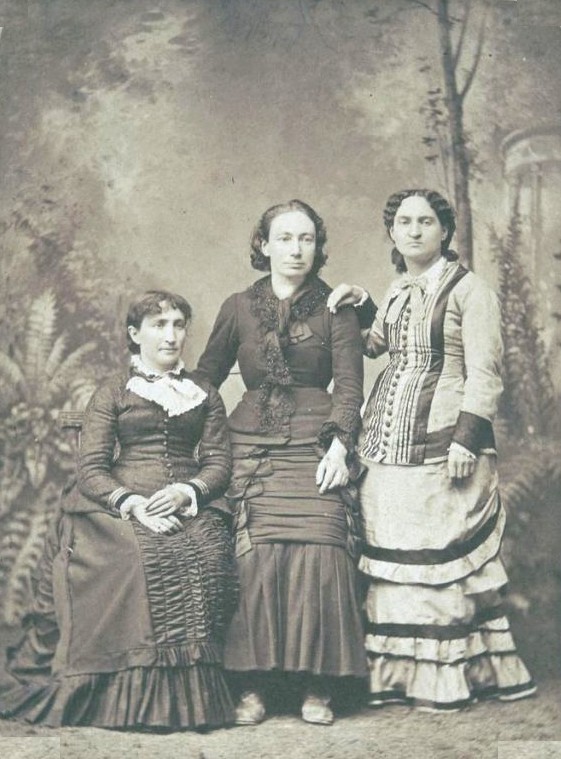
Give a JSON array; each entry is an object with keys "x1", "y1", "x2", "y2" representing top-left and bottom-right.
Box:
[
  {"x1": 329, "y1": 435, "x2": 348, "y2": 455},
  {"x1": 121, "y1": 495, "x2": 146, "y2": 521},
  {"x1": 170, "y1": 483, "x2": 199, "y2": 517},
  {"x1": 449, "y1": 441, "x2": 477, "y2": 459}
]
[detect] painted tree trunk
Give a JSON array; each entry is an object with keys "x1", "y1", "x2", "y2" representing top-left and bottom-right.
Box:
[{"x1": 437, "y1": 0, "x2": 474, "y2": 269}]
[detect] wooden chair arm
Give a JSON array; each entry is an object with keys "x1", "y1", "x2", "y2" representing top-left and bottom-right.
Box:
[
  {"x1": 58, "y1": 411, "x2": 85, "y2": 431},
  {"x1": 58, "y1": 410, "x2": 85, "y2": 449}
]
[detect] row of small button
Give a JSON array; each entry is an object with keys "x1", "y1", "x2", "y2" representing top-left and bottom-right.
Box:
[{"x1": 379, "y1": 304, "x2": 412, "y2": 453}]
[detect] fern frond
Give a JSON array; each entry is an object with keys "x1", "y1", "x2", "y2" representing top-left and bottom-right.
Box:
[
  {"x1": 46, "y1": 342, "x2": 98, "y2": 402},
  {"x1": 0, "y1": 456, "x2": 27, "y2": 519},
  {"x1": 44, "y1": 333, "x2": 68, "y2": 379},
  {"x1": 67, "y1": 378, "x2": 97, "y2": 411},
  {"x1": 0, "y1": 352, "x2": 25, "y2": 408},
  {"x1": 23, "y1": 290, "x2": 58, "y2": 396}
]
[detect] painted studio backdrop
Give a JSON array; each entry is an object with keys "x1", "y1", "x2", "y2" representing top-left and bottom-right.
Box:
[{"x1": 0, "y1": 0, "x2": 560, "y2": 668}]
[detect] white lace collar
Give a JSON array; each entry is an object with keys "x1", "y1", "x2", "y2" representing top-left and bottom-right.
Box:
[{"x1": 126, "y1": 356, "x2": 207, "y2": 417}]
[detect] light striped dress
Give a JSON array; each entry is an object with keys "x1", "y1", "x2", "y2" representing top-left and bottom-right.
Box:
[{"x1": 358, "y1": 257, "x2": 535, "y2": 710}]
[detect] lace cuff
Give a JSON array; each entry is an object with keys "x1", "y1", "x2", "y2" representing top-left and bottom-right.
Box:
[{"x1": 317, "y1": 422, "x2": 354, "y2": 453}]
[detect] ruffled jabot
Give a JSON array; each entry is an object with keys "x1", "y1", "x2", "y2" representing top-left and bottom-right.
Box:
[
  {"x1": 126, "y1": 356, "x2": 207, "y2": 417},
  {"x1": 248, "y1": 275, "x2": 331, "y2": 433}
]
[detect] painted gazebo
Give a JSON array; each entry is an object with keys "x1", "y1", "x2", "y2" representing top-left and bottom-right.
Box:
[{"x1": 502, "y1": 123, "x2": 561, "y2": 386}]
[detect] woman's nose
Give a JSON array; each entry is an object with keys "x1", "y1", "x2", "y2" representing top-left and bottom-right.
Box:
[
  {"x1": 409, "y1": 223, "x2": 421, "y2": 237},
  {"x1": 163, "y1": 324, "x2": 176, "y2": 342}
]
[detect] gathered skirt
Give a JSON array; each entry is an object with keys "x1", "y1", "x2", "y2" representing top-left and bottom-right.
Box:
[
  {"x1": 224, "y1": 442, "x2": 367, "y2": 678},
  {"x1": 358, "y1": 455, "x2": 536, "y2": 710},
  {"x1": 1, "y1": 506, "x2": 238, "y2": 729}
]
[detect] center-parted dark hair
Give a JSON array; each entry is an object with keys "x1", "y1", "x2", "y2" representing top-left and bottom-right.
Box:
[
  {"x1": 383, "y1": 189, "x2": 458, "y2": 273},
  {"x1": 126, "y1": 290, "x2": 192, "y2": 354},
  {"x1": 249, "y1": 199, "x2": 328, "y2": 274}
]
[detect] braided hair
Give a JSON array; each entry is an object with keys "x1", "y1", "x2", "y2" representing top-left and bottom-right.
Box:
[
  {"x1": 249, "y1": 199, "x2": 328, "y2": 274},
  {"x1": 383, "y1": 189, "x2": 458, "y2": 273}
]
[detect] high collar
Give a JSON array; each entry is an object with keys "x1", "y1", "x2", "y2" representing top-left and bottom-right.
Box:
[
  {"x1": 127, "y1": 356, "x2": 206, "y2": 417},
  {"x1": 130, "y1": 354, "x2": 186, "y2": 380}
]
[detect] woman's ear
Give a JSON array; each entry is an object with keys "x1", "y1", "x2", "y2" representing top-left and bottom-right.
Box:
[
  {"x1": 441, "y1": 227, "x2": 448, "y2": 242},
  {"x1": 261, "y1": 237, "x2": 270, "y2": 257},
  {"x1": 127, "y1": 325, "x2": 141, "y2": 346}
]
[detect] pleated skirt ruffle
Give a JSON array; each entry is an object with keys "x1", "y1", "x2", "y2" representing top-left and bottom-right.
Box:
[
  {"x1": 364, "y1": 577, "x2": 536, "y2": 710},
  {"x1": 224, "y1": 543, "x2": 367, "y2": 677},
  {"x1": 359, "y1": 456, "x2": 536, "y2": 710},
  {"x1": 1, "y1": 663, "x2": 235, "y2": 728}
]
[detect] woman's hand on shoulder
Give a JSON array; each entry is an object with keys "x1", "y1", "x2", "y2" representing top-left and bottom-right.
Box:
[
  {"x1": 326, "y1": 284, "x2": 367, "y2": 314},
  {"x1": 316, "y1": 436, "x2": 349, "y2": 494},
  {"x1": 447, "y1": 442, "x2": 477, "y2": 481},
  {"x1": 129, "y1": 498, "x2": 183, "y2": 534}
]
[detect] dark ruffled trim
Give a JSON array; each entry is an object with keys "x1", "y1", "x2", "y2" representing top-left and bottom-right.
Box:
[
  {"x1": 247, "y1": 275, "x2": 331, "y2": 434},
  {"x1": 369, "y1": 683, "x2": 536, "y2": 711},
  {"x1": 317, "y1": 420, "x2": 354, "y2": 453},
  {"x1": 365, "y1": 617, "x2": 537, "y2": 710},
  {"x1": 368, "y1": 677, "x2": 537, "y2": 711},
  {"x1": 1, "y1": 663, "x2": 235, "y2": 729}
]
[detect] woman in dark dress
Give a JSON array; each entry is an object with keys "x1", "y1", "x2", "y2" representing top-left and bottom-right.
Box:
[
  {"x1": 1, "y1": 291, "x2": 237, "y2": 729},
  {"x1": 195, "y1": 200, "x2": 368, "y2": 725}
]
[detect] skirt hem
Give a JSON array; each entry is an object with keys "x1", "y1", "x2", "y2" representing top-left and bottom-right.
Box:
[{"x1": 0, "y1": 663, "x2": 235, "y2": 729}]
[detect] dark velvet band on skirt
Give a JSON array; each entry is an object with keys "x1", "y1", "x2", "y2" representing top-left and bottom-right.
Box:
[{"x1": 224, "y1": 543, "x2": 367, "y2": 677}]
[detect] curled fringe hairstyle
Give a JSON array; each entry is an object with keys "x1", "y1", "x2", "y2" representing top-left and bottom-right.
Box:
[
  {"x1": 383, "y1": 189, "x2": 458, "y2": 273},
  {"x1": 126, "y1": 290, "x2": 192, "y2": 354},
  {"x1": 249, "y1": 199, "x2": 328, "y2": 274}
]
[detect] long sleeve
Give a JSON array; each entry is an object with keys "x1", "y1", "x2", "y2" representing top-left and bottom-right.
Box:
[
  {"x1": 452, "y1": 279, "x2": 504, "y2": 454},
  {"x1": 363, "y1": 289, "x2": 393, "y2": 359},
  {"x1": 77, "y1": 379, "x2": 126, "y2": 508},
  {"x1": 195, "y1": 294, "x2": 240, "y2": 389},
  {"x1": 355, "y1": 295, "x2": 378, "y2": 329},
  {"x1": 319, "y1": 305, "x2": 364, "y2": 451},
  {"x1": 189, "y1": 385, "x2": 233, "y2": 505}
]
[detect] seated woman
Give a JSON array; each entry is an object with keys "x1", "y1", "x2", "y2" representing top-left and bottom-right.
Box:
[
  {"x1": 328, "y1": 188, "x2": 536, "y2": 711},
  {"x1": 1, "y1": 290, "x2": 238, "y2": 729},
  {"x1": 195, "y1": 200, "x2": 368, "y2": 726}
]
